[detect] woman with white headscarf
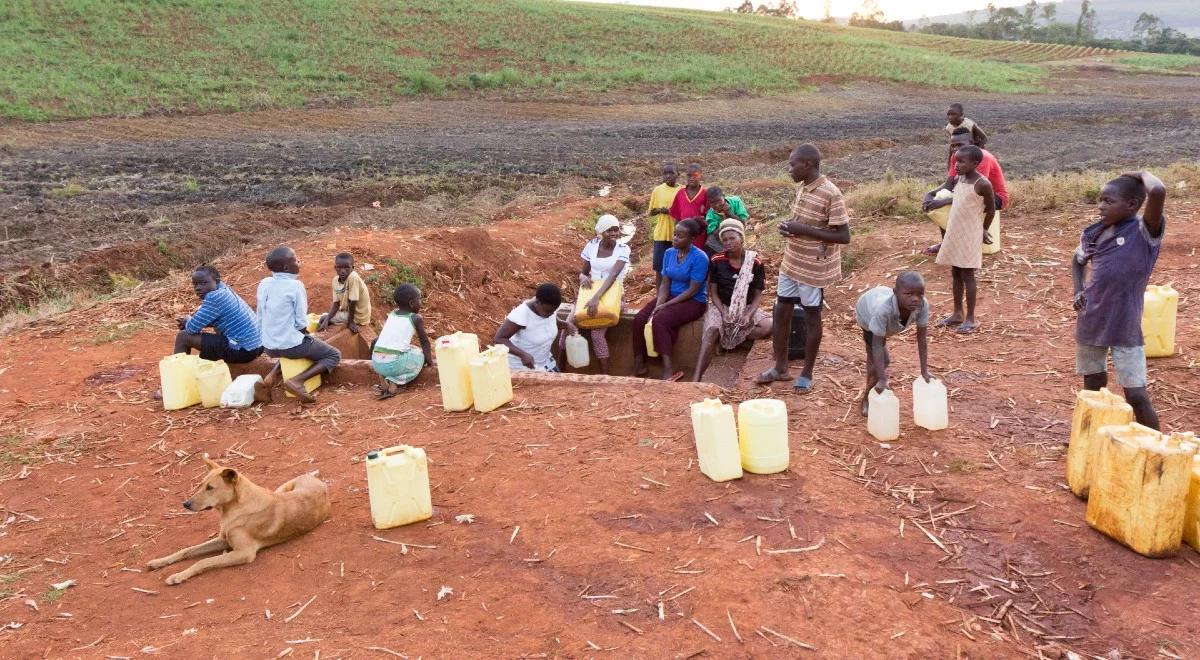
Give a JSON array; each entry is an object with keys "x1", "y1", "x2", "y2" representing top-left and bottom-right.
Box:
[
  {"x1": 692, "y1": 218, "x2": 772, "y2": 382},
  {"x1": 576, "y1": 214, "x2": 630, "y2": 373}
]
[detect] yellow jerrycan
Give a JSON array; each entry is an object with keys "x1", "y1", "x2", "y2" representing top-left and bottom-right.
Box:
[
  {"x1": 1142, "y1": 285, "x2": 1178, "y2": 358},
  {"x1": 160, "y1": 353, "x2": 202, "y2": 410},
  {"x1": 690, "y1": 398, "x2": 742, "y2": 482},
  {"x1": 1184, "y1": 454, "x2": 1200, "y2": 552},
  {"x1": 574, "y1": 282, "x2": 622, "y2": 329},
  {"x1": 912, "y1": 377, "x2": 948, "y2": 431},
  {"x1": 306, "y1": 313, "x2": 322, "y2": 334},
  {"x1": 469, "y1": 345, "x2": 513, "y2": 413},
  {"x1": 644, "y1": 319, "x2": 658, "y2": 358},
  {"x1": 1086, "y1": 424, "x2": 1196, "y2": 557},
  {"x1": 194, "y1": 359, "x2": 232, "y2": 408},
  {"x1": 1066, "y1": 388, "x2": 1133, "y2": 498},
  {"x1": 867, "y1": 388, "x2": 900, "y2": 442},
  {"x1": 435, "y1": 332, "x2": 480, "y2": 412},
  {"x1": 279, "y1": 358, "x2": 321, "y2": 397},
  {"x1": 737, "y1": 398, "x2": 790, "y2": 474},
  {"x1": 366, "y1": 445, "x2": 433, "y2": 530}
]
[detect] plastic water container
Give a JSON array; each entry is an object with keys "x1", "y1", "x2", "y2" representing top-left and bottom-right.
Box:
[
  {"x1": 220, "y1": 374, "x2": 263, "y2": 408},
  {"x1": 912, "y1": 377, "x2": 948, "y2": 431},
  {"x1": 366, "y1": 445, "x2": 433, "y2": 530},
  {"x1": 306, "y1": 313, "x2": 322, "y2": 334},
  {"x1": 468, "y1": 345, "x2": 513, "y2": 413},
  {"x1": 574, "y1": 283, "x2": 622, "y2": 329},
  {"x1": 1086, "y1": 424, "x2": 1196, "y2": 557},
  {"x1": 1066, "y1": 388, "x2": 1133, "y2": 498},
  {"x1": 644, "y1": 319, "x2": 658, "y2": 358},
  {"x1": 867, "y1": 388, "x2": 900, "y2": 441},
  {"x1": 279, "y1": 357, "x2": 321, "y2": 398},
  {"x1": 160, "y1": 353, "x2": 201, "y2": 411},
  {"x1": 1143, "y1": 285, "x2": 1178, "y2": 358},
  {"x1": 435, "y1": 332, "x2": 480, "y2": 412},
  {"x1": 564, "y1": 334, "x2": 590, "y2": 369},
  {"x1": 737, "y1": 398, "x2": 789, "y2": 474},
  {"x1": 1184, "y1": 454, "x2": 1200, "y2": 552},
  {"x1": 690, "y1": 398, "x2": 743, "y2": 482},
  {"x1": 195, "y1": 359, "x2": 232, "y2": 408}
]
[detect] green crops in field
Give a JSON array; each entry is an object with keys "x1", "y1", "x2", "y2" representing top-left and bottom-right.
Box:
[{"x1": 0, "y1": 0, "x2": 1194, "y2": 121}]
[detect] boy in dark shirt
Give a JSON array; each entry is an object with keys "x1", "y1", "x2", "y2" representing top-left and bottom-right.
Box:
[{"x1": 1072, "y1": 171, "x2": 1166, "y2": 429}]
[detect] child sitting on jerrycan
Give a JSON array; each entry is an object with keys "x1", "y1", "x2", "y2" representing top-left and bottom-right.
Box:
[{"x1": 256, "y1": 246, "x2": 341, "y2": 403}]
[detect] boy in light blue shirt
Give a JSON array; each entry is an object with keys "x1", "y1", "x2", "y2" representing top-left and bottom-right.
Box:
[{"x1": 256, "y1": 246, "x2": 340, "y2": 403}]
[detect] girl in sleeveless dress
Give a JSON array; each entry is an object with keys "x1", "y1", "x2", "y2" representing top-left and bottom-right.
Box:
[
  {"x1": 371, "y1": 284, "x2": 433, "y2": 399},
  {"x1": 934, "y1": 145, "x2": 995, "y2": 335}
]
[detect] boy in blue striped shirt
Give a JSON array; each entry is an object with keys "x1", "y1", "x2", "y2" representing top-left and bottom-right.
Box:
[{"x1": 174, "y1": 265, "x2": 263, "y2": 364}]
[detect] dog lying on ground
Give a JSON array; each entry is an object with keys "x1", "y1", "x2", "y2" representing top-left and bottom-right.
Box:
[{"x1": 147, "y1": 455, "x2": 330, "y2": 585}]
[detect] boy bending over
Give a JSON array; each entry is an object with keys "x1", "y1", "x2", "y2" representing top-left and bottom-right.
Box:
[
  {"x1": 1072, "y1": 172, "x2": 1166, "y2": 429},
  {"x1": 257, "y1": 246, "x2": 341, "y2": 403},
  {"x1": 856, "y1": 271, "x2": 932, "y2": 416}
]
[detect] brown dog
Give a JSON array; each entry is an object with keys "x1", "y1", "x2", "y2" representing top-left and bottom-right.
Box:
[{"x1": 147, "y1": 456, "x2": 330, "y2": 585}]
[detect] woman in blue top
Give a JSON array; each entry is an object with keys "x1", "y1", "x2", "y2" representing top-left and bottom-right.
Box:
[{"x1": 632, "y1": 219, "x2": 709, "y2": 381}]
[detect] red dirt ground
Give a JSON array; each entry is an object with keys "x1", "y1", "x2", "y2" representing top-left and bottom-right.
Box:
[{"x1": 1, "y1": 196, "x2": 1198, "y2": 658}]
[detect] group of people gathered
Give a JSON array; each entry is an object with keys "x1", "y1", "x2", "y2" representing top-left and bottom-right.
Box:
[{"x1": 166, "y1": 102, "x2": 1169, "y2": 428}]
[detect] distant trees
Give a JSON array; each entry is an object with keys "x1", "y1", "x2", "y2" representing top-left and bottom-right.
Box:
[
  {"x1": 732, "y1": 0, "x2": 799, "y2": 18},
  {"x1": 914, "y1": 0, "x2": 1200, "y2": 56},
  {"x1": 848, "y1": 0, "x2": 904, "y2": 31}
]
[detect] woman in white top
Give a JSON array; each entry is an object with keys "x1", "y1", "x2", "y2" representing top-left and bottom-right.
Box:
[
  {"x1": 495, "y1": 283, "x2": 578, "y2": 371},
  {"x1": 577, "y1": 214, "x2": 630, "y2": 373}
]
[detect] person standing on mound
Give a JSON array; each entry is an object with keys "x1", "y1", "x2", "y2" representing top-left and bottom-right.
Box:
[{"x1": 757, "y1": 144, "x2": 850, "y2": 395}]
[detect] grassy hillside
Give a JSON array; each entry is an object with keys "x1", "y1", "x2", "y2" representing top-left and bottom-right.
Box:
[{"x1": 0, "y1": 0, "x2": 1193, "y2": 121}]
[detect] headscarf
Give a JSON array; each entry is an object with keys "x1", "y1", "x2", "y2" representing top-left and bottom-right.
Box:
[
  {"x1": 718, "y1": 218, "x2": 745, "y2": 241},
  {"x1": 595, "y1": 214, "x2": 620, "y2": 236}
]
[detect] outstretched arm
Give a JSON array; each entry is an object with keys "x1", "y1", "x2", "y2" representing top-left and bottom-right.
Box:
[
  {"x1": 916, "y1": 325, "x2": 931, "y2": 382},
  {"x1": 923, "y1": 175, "x2": 957, "y2": 211},
  {"x1": 412, "y1": 315, "x2": 434, "y2": 366},
  {"x1": 780, "y1": 222, "x2": 850, "y2": 245}
]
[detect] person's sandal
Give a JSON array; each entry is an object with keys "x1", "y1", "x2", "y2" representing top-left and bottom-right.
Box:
[
  {"x1": 793, "y1": 376, "x2": 814, "y2": 394},
  {"x1": 755, "y1": 367, "x2": 790, "y2": 384}
]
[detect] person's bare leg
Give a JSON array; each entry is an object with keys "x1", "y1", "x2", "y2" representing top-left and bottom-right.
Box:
[
  {"x1": 749, "y1": 317, "x2": 772, "y2": 340},
  {"x1": 173, "y1": 331, "x2": 203, "y2": 355},
  {"x1": 799, "y1": 306, "x2": 822, "y2": 381},
  {"x1": 758, "y1": 302, "x2": 792, "y2": 382},
  {"x1": 938, "y1": 268, "x2": 965, "y2": 327},
  {"x1": 958, "y1": 268, "x2": 978, "y2": 333},
  {"x1": 692, "y1": 327, "x2": 720, "y2": 382},
  {"x1": 1124, "y1": 387, "x2": 1159, "y2": 430},
  {"x1": 598, "y1": 357, "x2": 610, "y2": 375},
  {"x1": 282, "y1": 364, "x2": 323, "y2": 403},
  {"x1": 660, "y1": 353, "x2": 676, "y2": 381},
  {"x1": 861, "y1": 350, "x2": 875, "y2": 416}
]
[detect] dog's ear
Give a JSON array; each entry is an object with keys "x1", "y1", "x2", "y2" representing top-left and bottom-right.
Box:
[
  {"x1": 220, "y1": 468, "x2": 238, "y2": 485},
  {"x1": 202, "y1": 454, "x2": 220, "y2": 471}
]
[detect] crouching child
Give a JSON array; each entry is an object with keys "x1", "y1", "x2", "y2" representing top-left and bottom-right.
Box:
[
  {"x1": 855, "y1": 271, "x2": 932, "y2": 416},
  {"x1": 371, "y1": 284, "x2": 433, "y2": 400}
]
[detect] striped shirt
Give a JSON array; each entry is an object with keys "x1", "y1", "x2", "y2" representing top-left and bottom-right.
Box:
[
  {"x1": 780, "y1": 176, "x2": 850, "y2": 288},
  {"x1": 184, "y1": 283, "x2": 262, "y2": 350}
]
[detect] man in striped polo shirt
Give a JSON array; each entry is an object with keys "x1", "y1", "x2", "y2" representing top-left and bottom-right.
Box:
[
  {"x1": 174, "y1": 265, "x2": 263, "y2": 364},
  {"x1": 757, "y1": 144, "x2": 850, "y2": 394}
]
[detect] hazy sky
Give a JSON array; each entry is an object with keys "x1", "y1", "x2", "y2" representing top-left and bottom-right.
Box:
[{"x1": 578, "y1": 0, "x2": 1030, "y2": 21}]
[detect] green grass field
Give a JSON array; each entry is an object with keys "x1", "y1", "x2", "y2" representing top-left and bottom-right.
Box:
[{"x1": 2, "y1": 0, "x2": 1196, "y2": 121}]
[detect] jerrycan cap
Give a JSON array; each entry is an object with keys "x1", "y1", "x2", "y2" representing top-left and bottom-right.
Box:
[{"x1": 367, "y1": 450, "x2": 380, "y2": 460}]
